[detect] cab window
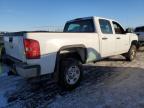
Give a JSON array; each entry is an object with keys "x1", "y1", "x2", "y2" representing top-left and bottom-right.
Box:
[
  {"x1": 64, "y1": 19, "x2": 95, "y2": 32},
  {"x1": 112, "y1": 21, "x2": 125, "y2": 34}
]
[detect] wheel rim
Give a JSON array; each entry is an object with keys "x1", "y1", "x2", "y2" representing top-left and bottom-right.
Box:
[{"x1": 65, "y1": 65, "x2": 80, "y2": 85}]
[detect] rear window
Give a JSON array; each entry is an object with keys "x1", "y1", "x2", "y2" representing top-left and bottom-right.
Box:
[
  {"x1": 64, "y1": 19, "x2": 95, "y2": 32},
  {"x1": 135, "y1": 27, "x2": 144, "y2": 32}
]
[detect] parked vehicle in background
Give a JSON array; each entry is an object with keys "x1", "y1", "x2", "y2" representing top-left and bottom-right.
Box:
[
  {"x1": 0, "y1": 32, "x2": 5, "y2": 62},
  {"x1": 0, "y1": 32, "x2": 4, "y2": 46},
  {"x1": 4, "y1": 16, "x2": 138, "y2": 90},
  {"x1": 0, "y1": 46, "x2": 2, "y2": 61},
  {"x1": 135, "y1": 26, "x2": 144, "y2": 46}
]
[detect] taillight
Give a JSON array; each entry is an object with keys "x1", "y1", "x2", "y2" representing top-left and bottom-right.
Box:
[{"x1": 24, "y1": 39, "x2": 40, "y2": 59}]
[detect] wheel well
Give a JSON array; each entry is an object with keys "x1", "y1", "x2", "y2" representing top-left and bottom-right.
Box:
[
  {"x1": 131, "y1": 40, "x2": 139, "y2": 49},
  {"x1": 60, "y1": 52, "x2": 82, "y2": 62},
  {"x1": 53, "y1": 45, "x2": 87, "y2": 81},
  {"x1": 58, "y1": 45, "x2": 87, "y2": 63}
]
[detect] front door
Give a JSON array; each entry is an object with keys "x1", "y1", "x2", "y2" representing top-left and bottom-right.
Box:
[
  {"x1": 112, "y1": 21, "x2": 129, "y2": 54},
  {"x1": 99, "y1": 19, "x2": 115, "y2": 57}
]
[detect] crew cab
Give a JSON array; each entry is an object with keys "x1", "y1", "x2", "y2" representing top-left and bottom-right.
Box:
[
  {"x1": 4, "y1": 17, "x2": 138, "y2": 90},
  {"x1": 135, "y1": 26, "x2": 144, "y2": 46}
]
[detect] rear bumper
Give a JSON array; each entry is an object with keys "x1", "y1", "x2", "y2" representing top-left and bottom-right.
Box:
[
  {"x1": 16, "y1": 64, "x2": 41, "y2": 78},
  {"x1": 5, "y1": 55, "x2": 41, "y2": 78}
]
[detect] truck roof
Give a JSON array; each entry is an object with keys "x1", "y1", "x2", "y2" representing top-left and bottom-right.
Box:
[{"x1": 67, "y1": 16, "x2": 116, "y2": 23}]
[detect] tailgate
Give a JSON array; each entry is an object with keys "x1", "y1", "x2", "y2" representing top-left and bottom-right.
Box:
[{"x1": 4, "y1": 36, "x2": 26, "y2": 62}]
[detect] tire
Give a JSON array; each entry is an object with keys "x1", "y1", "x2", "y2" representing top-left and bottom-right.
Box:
[
  {"x1": 125, "y1": 45, "x2": 137, "y2": 61},
  {"x1": 59, "y1": 58, "x2": 82, "y2": 90}
]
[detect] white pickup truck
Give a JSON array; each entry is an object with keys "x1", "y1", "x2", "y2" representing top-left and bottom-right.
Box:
[{"x1": 4, "y1": 17, "x2": 138, "y2": 89}]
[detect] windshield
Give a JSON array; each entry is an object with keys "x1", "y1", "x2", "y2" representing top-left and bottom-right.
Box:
[{"x1": 64, "y1": 19, "x2": 95, "y2": 32}]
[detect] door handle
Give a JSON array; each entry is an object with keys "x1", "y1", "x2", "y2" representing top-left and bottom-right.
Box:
[
  {"x1": 102, "y1": 37, "x2": 108, "y2": 40},
  {"x1": 116, "y1": 37, "x2": 121, "y2": 39}
]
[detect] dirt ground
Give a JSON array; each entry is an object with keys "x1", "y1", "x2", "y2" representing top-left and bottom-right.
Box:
[{"x1": 0, "y1": 47, "x2": 144, "y2": 108}]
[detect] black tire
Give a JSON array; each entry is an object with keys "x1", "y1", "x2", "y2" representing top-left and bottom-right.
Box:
[
  {"x1": 59, "y1": 58, "x2": 82, "y2": 90},
  {"x1": 124, "y1": 45, "x2": 137, "y2": 61}
]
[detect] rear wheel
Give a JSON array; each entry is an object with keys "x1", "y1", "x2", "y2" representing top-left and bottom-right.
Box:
[
  {"x1": 59, "y1": 58, "x2": 82, "y2": 90},
  {"x1": 124, "y1": 45, "x2": 137, "y2": 61}
]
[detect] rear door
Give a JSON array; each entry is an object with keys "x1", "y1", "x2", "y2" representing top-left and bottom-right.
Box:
[
  {"x1": 4, "y1": 35, "x2": 26, "y2": 62},
  {"x1": 112, "y1": 21, "x2": 130, "y2": 54},
  {"x1": 99, "y1": 19, "x2": 115, "y2": 57}
]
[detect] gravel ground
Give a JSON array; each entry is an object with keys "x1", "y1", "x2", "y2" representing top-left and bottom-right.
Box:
[{"x1": 0, "y1": 47, "x2": 144, "y2": 108}]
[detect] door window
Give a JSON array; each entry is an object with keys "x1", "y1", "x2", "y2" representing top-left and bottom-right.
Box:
[
  {"x1": 113, "y1": 21, "x2": 125, "y2": 34},
  {"x1": 99, "y1": 19, "x2": 113, "y2": 34}
]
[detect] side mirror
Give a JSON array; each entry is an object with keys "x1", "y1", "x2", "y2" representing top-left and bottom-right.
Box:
[{"x1": 125, "y1": 28, "x2": 134, "y2": 33}]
